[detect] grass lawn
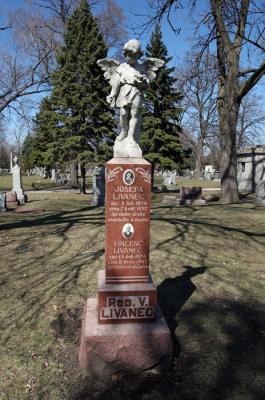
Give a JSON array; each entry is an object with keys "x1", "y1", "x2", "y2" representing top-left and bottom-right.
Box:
[
  {"x1": 0, "y1": 174, "x2": 219, "y2": 193},
  {"x1": 0, "y1": 175, "x2": 60, "y2": 191},
  {"x1": 0, "y1": 191, "x2": 264, "y2": 400},
  {"x1": 154, "y1": 176, "x2": 220, "y2": 189}
]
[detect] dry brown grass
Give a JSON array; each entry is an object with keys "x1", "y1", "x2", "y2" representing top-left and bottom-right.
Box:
[{"x1": 0, "y1": 191, "x2": 264, "y2": 400}]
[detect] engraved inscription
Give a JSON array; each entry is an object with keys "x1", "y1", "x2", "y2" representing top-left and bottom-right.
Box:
[
  {"x1": 105, "y1": 163, "x2": 151, "y2": 279},
  {"x1": 100, "y1": 296, "x2": 155, "y2": 320}
]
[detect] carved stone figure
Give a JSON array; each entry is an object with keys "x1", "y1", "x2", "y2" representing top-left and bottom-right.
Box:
[{"x1": 97, "y1": 39, "x2": 164, "y2": 158}]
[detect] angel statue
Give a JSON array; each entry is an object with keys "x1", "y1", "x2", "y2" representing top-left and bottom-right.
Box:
[{"x1": 97, "y1": 39, "x2": 164, "y2": 158}]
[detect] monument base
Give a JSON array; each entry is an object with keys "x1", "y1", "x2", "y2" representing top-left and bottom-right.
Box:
[
  {"x1": 98, "y1": 270, "x2": 157, "y2": 324},
  {"x1": 79, "y1": 298, "x2": 172, "y2": 378},
  {"x1": 12, "y1": 189, "x2": 26, "y2": 204}
]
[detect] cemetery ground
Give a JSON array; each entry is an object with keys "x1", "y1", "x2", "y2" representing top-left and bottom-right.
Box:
[{"x1": 0, "y1": 187, "x2": 265, "y2": 400}]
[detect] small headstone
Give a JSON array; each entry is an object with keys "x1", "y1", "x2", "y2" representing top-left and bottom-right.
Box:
[
  {"x1": 163, "y1": 171, "x2": 172, "y2": 186},
  {"x1": 171, "y1": 173, "x2": 177, "y2": 185},
  {"x1": 51, "y1": 169, "x2": 56, "y2": 182},
  {"x1": 203, "y1": 194, "x2": 220, "y2": 202},
  {"x1": 6, "y1": 191, "x2": 18, "y2": 209},
  {"x1": 180, "y1": 187, "x2": 202, "y2": 205},
  {"x1": 0, "y1": 192, "x2": 6, "y2": 211},
  {"x1": 92, "y1": 166, "x2": 105, "y2": 206},
  {"x1": 256, "y1": 181, "x2": 265, "y2": 204}
]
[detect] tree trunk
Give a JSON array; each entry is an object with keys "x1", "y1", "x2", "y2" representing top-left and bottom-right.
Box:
[
  {"x1": 80, "y1": 164, "x2": 86, "y2": 194},
  {"x1": 69, "y1": 161, "x2": 78, "y2": 187},
  {"x1": 219, "y1": 100, "x2": 240, "y2": 203},
  {"x1": 194, "y1": 140, "x2": 204, "y2": 178}
]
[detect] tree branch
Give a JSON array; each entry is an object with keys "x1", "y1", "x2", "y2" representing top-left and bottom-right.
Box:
[{"x1": 239, "y1": 61, "x2": 265, "y2": 99}]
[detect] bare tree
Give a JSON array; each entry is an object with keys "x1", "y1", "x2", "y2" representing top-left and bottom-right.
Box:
[
  {"x1": 0, "y1": 6, "x2": 57, "y2": 115},
  {"x1": 237, "y1": 94, "x2": 265, "y2": 148},
  {"x1": 134, "y1": 0, "x2": 265, "y2": 203},
  {"x1": 28, "y1": 0, "x2": 127, "y2": 51},
  {"x1": 0, "y1": 0, "x2": 127, "y2": 117},
  {"x1": 178, "y1": 52, "x2": 218, "y2": 176},
  {"x1": 96, "y1": 0, "x2": 127, "y2": 53},
  {"x1": 209, "y1": 0, "x2": 265, "y2": 203}
]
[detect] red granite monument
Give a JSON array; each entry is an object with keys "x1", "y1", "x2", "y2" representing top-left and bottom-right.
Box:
[
  {"x1": 79, "y1": 39, "x2": 172, "y2": 377},
  {"x1": 98, "y1": 158, "x2": 156, "y2": 324}
]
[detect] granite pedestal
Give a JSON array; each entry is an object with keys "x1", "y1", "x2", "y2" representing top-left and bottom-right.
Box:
[
  {"x1": 79, "y1": 298, "x2": 172, "y2": 378},
  {"x1": 79, "y1": 157, "x2": 172, "y2": 377}
]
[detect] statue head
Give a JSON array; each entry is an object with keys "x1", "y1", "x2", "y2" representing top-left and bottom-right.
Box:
[{"x1": 123, "y1": 39, "x2": 143, "y2": 60}]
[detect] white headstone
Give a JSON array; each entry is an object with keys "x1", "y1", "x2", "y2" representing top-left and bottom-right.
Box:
[
  {"x1": 0, "y1": 192, "x2": 6, "y2": 211},
  {"x1": 12, "y1": 156, "x2": 25, "y2": 204},
  {"x1": 51, "y1": 169, "x2": 56, "y2": 181},
  {"x1": 163, "y1": 171, "x2": 172, "y2": 186},
  {"x1": 171, "y1": 174, "x2": 177, "y2": 185}
]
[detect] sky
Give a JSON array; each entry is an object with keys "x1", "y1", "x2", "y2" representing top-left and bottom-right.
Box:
[
  {"x1": 0, "y1": 0, "x2": 197, "y2": 57},
  {"x1": 1, "y1": 0, "x2": 265, "y2": 145},
  {"x1": 114, "y1": 0, "x2": 199, "y2": 62},
  {"x1": 0, "y1": 0, "x2": 198, "y2": 144}
]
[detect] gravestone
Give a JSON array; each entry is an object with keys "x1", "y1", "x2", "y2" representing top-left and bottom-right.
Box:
[
  {"x1": 80, "y1": 159, "x2": 172, "y2": 377},
  {"x1": 35, "y1": 167, "x2": 41, "y2": 176},
  {"x1": 6, "y1": 191, "x2": 18, "y2": 209},
  {"x1": 256, "y1": 181, "x2": 265, "y2": 204},
  {"x1": 178, "y1": 187, "x2": 205, "y2": 206},
  {"x1": 0, "y1": 192, "x2": 6, "y2": 211},
  {"x1": 51, "y1": 169, "x2": 56, "y2": 182},
  {"x1": 203, "y1": 193, "x2": 219, "y2": 202},
  {"x1": 163, "y1": 170, "x2": 172, "y2": 186},
  {"x1": 92, "y1": 166, "x2": 105, "y2": 206},
  {"x1": 80, "y1": 41, "x2": 172, "y2": 378},
  {"x1": 12, "y1": 156, "x2": 26, "y2": 204},
  {"x1": 171, "y1": 172, "x2": 177, "y2": 185}
]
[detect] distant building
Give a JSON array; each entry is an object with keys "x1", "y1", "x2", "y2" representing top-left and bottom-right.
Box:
[{"x1": 237, "y1": 146, "x2": 265, "y2": 192}]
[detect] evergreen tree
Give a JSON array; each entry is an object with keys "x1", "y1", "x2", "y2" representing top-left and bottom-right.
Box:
[
  {"x1": 0, "y1": 145, "x2": 9, "y2": 169},
  {"x1": 49, "y1": 0, "x2": 115, "y2": 190},
  {"x1": 32, "y1": 97, "x2": 63, "y2": 170},
  {"x1": 141, "y1": 24, "x2": 190, "y2": 171},
  {"x1": 0, "y1": 131, "x2": 9, "y2": 169},
  {"x1": 22, "y1": 133, "x2": 34, "y2": 171}
]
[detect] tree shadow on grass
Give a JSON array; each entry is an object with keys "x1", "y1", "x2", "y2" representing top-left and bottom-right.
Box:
[
  {"x1": 0, "y1": 205, "x2": 105, "y2": 232},
  {"x1": 0, "y1": 204, "x2": 106, "y2": 344},
  {"x1": 72, "y1": 297, "x2": 265, "y2": 400}
]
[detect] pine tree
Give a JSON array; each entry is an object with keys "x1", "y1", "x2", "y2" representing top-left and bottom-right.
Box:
[
  {"x1": 31, "y1": 97, "x2": 63, "y2": 172},
  {"x1": 22, "y1": 133, "x2": 34, "y2": 171},
  {"x1": 141, "y1": 24, "x2": 189, "y2": 171},
  {"x1": 49, "y1": 0, "x2": 115, "y2": 191}
]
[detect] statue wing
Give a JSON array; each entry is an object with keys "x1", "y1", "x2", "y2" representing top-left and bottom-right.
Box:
[
  {"x1": 142, "y1": 58, "x2": 165, "y2": 81},
  {"x1": 97, "y1": 58, "x2": 120, "y2": 86}
]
